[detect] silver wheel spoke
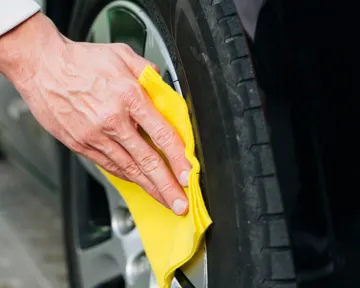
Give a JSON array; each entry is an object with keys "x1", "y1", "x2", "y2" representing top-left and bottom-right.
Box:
[
  {"x1": 180, "y1": 243, "x2": 208, "y2": 287},
  {"x1": 77, "y1": 238, "x2": 125, "y2": 288},
  {"x1": 143, "y1": 26, "x2": 168, "y2": 77}
]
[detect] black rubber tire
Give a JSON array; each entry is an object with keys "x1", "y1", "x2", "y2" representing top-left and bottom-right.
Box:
[
  {"x1": 61, "y1": 152, "x2": 84, "y2": 288},
  {"x1": 66, "y1": 0, "x2": 297, "y2": 287}
]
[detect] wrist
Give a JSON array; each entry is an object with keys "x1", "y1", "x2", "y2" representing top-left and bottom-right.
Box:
[{"x1": 0, "y1": 12, "x2": 67, "y2": 86}]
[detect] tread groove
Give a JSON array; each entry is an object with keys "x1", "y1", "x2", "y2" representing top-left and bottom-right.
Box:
[
  {"x1": 224, "y1": 33, "x2": 243, "y2": 43},
  {"x1": 262, "y1": 279, "x2": 298, "y2": 285},
  {"x1": 248, "y1": 142, "x2": 269, "y2": 150},
  {"x1": 242, "y1": 105, "x2": 262, "y2": 116},
  {"x1": 262, "y1": 246, "x2": 291, "y2": 252},
  {"x1": 230, "y1": 55, "x2": 249, "y2": 64},
  {"x1": 217, "y1": 12, "x2": 238, "y2": 23},
  {"x1": 236, "y1": 77, "x2": 256, "y2": 86},
  {"x1": 254, "y1": 173, "x2": 276, "y2": 179},
  {"x1": 259, "y1": 213, "x2": 285, "y2": 221}
]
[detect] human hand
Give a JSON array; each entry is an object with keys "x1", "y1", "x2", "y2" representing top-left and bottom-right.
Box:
[{"x1": 0, "y1": 12, "x2": 191, "y2": 215}]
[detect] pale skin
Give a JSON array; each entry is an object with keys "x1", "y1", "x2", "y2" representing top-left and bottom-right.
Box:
[{"x1": 0, "y1": 12, "x2": 190, "y2": 215}]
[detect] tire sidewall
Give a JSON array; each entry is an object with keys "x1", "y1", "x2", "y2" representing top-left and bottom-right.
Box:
[{"x1": 61, "y1": 150, "x2": 83, "y2": 288}]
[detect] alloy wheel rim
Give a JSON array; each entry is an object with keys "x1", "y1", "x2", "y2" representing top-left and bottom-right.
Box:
[{"x1": 74, "y1": 1, "x2": 208, "y2": 287}]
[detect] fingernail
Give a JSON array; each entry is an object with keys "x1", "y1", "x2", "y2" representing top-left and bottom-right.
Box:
[
  {"x1": 172, "y1": 199, "x2": 188, "y2": 215},
  {"x1": 179, "y1": 170, "x2": 190, "y2": 187}
]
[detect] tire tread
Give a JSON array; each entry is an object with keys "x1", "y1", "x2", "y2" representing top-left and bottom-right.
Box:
[{"x1": 206, "y1": 0, "x2": 296, "y2": 286}]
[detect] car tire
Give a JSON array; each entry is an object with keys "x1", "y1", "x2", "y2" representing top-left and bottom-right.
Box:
[
  {"x1": 62, "y1": 0, "x2": 297, "y2": 287},
  {"x1": 61, "y1": 153, "x2": 86, "y2": 288}
]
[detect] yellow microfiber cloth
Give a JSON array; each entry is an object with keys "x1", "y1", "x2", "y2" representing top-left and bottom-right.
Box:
[{"x1": 97, "y1": 66, "x2": 212, "y2": 288}]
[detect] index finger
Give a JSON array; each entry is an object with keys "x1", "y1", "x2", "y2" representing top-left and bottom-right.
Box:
[{"x1": 127, "y1": 85, "x2": 192, "y2": 187}]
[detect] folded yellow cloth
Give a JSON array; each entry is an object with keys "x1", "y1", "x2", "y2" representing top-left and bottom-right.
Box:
[{"x1": 97, "y1": 66, "x2": 212, "y2": 288}]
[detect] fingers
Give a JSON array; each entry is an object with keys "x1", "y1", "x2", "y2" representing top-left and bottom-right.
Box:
[
  {"x1": 112, "y1": 45, "x2": 189, "y2": 185},
  {"x1": 124, "y1": 83, "x2": 192, "y2": 187},
  {"x1": 103, "y1": 119, "x2": 188, "y2": 215},
  {"x1": 86, "y1": 135, "x2": 168, "y2": 207}
]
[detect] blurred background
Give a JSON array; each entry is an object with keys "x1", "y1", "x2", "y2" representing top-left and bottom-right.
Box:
[{"x1": 0, "y1": 159, "x2": 68, "y2": 288}]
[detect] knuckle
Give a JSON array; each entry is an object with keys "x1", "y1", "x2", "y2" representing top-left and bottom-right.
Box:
[
  {"x1": 122, "y1": 161, "x2": 142, "y2": 179},
  {"x1": 115, "y1": 131, "x2": 133, "y2": 142},
  {"x1": 147, "y1": 184, "x2": 159, "y2": 198},
  {"x1": 128, "y1": 98, "x2": 142, "y2": 116},
  {"x1": 140, "y1": 155, "x2": 161, "y2": 173},
  {"x1": 103, "y1": 115, "x2": 120, "y2": 132},
  {"x1": 103, "y1": 161, "x2": 122, "y2": 176},
  {"x1": 102, "y1": 115, "x2": 133, "y2": 142},
  {"x1": 80, "y1": 128, "x2": 97, "y2": 143},
  {"x1": 118, "y1": 43, "x2": 133, "y2": 54},
  {"x1": 152, "y1": 125, "x2": 175, "y2": 148},
  {"x1": 158, "y1": 183, "x2": 174, "y2": 197},
  {"x1": 172, "y1": 153, "x2": 186, "y2": 163},
  {"x1": 125, "y1": 82, "x2": 139, "y2": 97},
  {"x1": 68, "y1": 140, "x2": 85, "y2": 154},
  {"x1": 121, "y1": 83, "x2": 143, "y2": 115}
]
